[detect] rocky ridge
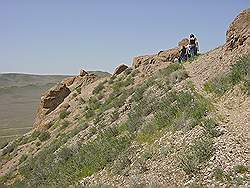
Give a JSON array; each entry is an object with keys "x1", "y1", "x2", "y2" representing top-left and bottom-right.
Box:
[{"x1": 0, "y1": 9, "x2": 249, "y2": 188}]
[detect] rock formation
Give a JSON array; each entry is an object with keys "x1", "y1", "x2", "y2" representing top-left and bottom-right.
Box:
[
  {"x1": 80, "y1": 69, "x2": 88, "y2": 77},
  {"x1": 113, "y1": 64, "x2": 128, "y2": 75},
  {"x1": 226, "y1": 9, "x2": 249, "y2": 51},
  {"x1": 33, "y1": 83, "x2": 71, "y2": 128}
]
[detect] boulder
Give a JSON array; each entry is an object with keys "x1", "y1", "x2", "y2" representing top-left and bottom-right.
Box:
[
  {"x1": 80, "y1": 69, "x2": 88, "y2": 77},
  {"x1": 33, "y1": 83, "x2": 71, "y2": 128},
  {"x1": 41, "y1": 83, "x2": 71, "y2": 115},
  {"x1": 113, "y1": 64, "x2": 128, "y2": 75},
  {"x1": 225, "y1": 9, "x2": 249, "y2": 51},
  {"x1": 178, "y1": 38, "x2": 189, "y2": 48},
  {"x1": 132, "y1": 47, "x2": 179, "y2": 69},
  {"x1": 62, "y1": 76, "x2": 76, "y2": 86}
]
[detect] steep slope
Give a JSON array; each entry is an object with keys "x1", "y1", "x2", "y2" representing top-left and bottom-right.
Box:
[{"x1": 0, "y1": 9, "x2": 249, "y2": 188}]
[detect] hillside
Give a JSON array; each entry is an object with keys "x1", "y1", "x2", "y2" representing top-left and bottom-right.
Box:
[
  {"x1": 0, "y1": 9, "x2": 249, "y2": 188},
  {"x1": 0, "y1": 72, "x2": 110, "y2": 147}
]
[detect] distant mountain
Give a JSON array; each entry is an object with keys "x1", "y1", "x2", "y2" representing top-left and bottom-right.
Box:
[
  {"x1": 0, "y1": 73, "x2": 70, "y2": 88},
  {"x1": 0, "y1": 71, "x2": 110, "y2": 88}
]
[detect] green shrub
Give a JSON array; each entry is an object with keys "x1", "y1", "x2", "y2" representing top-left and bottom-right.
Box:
[
  {"x1": 18, "y1": 129, "x2": 130, "y2": 187},
  {"x1": 58, "y1": 147, "x2": 73, "y2": 162},
  {"x1": 61, "y1": 120, "x2": 70, "y2": 129},
  {"x1": 233, "y1": 165, "x2": 249, "y2": 174},
  {"x1": 143, "y1": 149, "x2": 154, "y2": 160},
  {"x1": 179, "y1": 136, "x2": 214, "y2": 174},
  {"x1": 38, "y1": 131, "x2": 51, "y2": 142},
  {"x1": 110, "y1": 110, "x2": 119, "y2": 123},
  {"x1": 59, "y1": 110, "x2": 70, "y2": 119},
  {"x1": 89, "y1": 96, "x2": 102, "y2": 110},
  {"x1": 35, "y1": 141, "x2": 41, "y2": 147},
  {"x1": 85, "y1": 108, "x2": 95, "y2": 119},
  {"x1": 159, "y1": 63, "x2": 183, "y2": 77},
  {"x1": 169, "y1": 69, "x2": 188, "y2": 84},
  {"x1": 93, "y1": 82, "x2": 105, "y2": 95},
  {"x1": 112, "y1": 155, "x2": 131, "y2": 175},
  {"x1": 75, "y1": 86, "x2": 81, "y2": 94},
  {"x1": 202, "y1": 119, "x2": 220, "y2": 138},
  {"x1": 19, "y1": 154, "x2": 28, "y2": 164},
  {"x1": 212, "y1": 168, "x2": 225, "y2": 181}
]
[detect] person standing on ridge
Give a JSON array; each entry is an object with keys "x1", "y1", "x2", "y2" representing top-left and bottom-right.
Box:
[{"x1": 188, "y1": 34, "x2": 199, "y2": 57}]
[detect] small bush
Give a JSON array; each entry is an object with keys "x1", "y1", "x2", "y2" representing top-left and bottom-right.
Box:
[
  {"x1": 169, "y1": 69, "x2": 188, "y2": 84},
  {"x1": 61, "y1": 120, "x2": 70, "y2": 129},
  {"x1": 233, "y1": 165, "x2": 249, "y2": 174},
  {"x1": 59, "y1": 110, "x2": 70, "y2": 119},
  {"x1": 38, "y1": 132, "x2": 51, "y2": 142},
  {"x1": 202, "y1": 119, "x2": 220, "y2": 138},
  {"x1": 112, "y1": 155, "x2": 131, "y2": 175},
  {"x1": 179, "y1": 136, "x2": 214, "y2": 174},
  {"x1": 85, "y1": 108, "x2": 95, "y2": 119},
  {"x1": 93, "y1": 82, "x2": 105, "y2": 95},
  {"x1": 143, "y1": 149, "x2": 153, "y2": 160},
  {"x1": 19, "y1": 154, "x2": 28, "y2": 164},
  {"x1": 75, "y1": 86, "x2": 81, "y2": 94},
  {"x1": 110, "y1": 110, "x2": 119, "y2": 123},
  {"x1": 58, "y1": 147, "x2": 73, "y2": 162},
  {"x1": 35, "y1": 141, "x2": 41, "y2": 147}
]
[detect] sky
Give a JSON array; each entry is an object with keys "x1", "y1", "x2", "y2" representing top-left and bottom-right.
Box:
[{"x1": 0, "y1": 0, "x2": 249, "y2": 75}]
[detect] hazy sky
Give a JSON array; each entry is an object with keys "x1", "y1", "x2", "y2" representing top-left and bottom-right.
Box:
[{"x1": 0, "y1": 0, "x2": 249, "y2": 75}]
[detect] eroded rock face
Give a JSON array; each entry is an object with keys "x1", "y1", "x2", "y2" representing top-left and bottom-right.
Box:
[
  {"x1": 226, "y1": 9, "x2": 250, "y2": 51},
  {"x1": 34, "y1": 83, "x2": 71, "y2": 128},
  {"x1": 113, "y1": 64, "x2": 128, "y2": 75},
  {"x1": 132, "y1": 48, "x2": 179, "y2": 69}
]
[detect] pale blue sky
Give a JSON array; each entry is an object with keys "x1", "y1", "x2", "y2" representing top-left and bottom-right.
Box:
[{"x1": 0, "y1": 0, "x2": 249, "y2": 75}]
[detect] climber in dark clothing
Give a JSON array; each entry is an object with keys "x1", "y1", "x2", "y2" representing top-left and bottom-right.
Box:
[
  {"x1": 178, "y1": 45, "x2": 188, "y2": 63},
  {"x1": 188, "y1": 34, "x2": 199, "y2": 57}
]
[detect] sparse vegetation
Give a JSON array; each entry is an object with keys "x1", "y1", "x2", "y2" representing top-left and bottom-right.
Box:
[
  {"x1": 38, "y1": 131, "x2": 51, "y2": 142},
  {"x1": 179, "y1": 135, "x2": 214, "y2": 174},
  {"x1": 59, "y1": 110, "x2": 70, "y2": 119},
  {"x1": 19, "y1": 154, "x2": 28, "y2": 164},
  {"x1": 61, "y1": 120, "x2": 70, "y2": 129},
  {"x1": 18, "y1": 129, "x2": 130, "y2": 187},
  {"x1": 93, "y1": 82, "x2": 105, "y2": 95},
  {"x1": 204, "y1": 55, "x2": 250, "y2": 95}
]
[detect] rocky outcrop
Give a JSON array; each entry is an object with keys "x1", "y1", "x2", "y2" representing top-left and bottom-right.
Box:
[
  {"x1": 132, "y1": 48, "x2": 179, "y2": 69},
  {"x1": 62, "y1": 77, "x2": 76, "y2": 86},
  {"x1": 132, "y1": 37, "x2": 191, "y2": 69},
  {"x1": 178, "y1": 38, "x2": 189, "y2": 47},
  {"x1": 225, "y1": 9, "x2": 249, "y2": 51},
  {"x1": 34, "y1": 83, "x2": 71, "y2": 128},
  {"x1": 113, "y1": 64, "x2": 128, "y2": 76}
]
